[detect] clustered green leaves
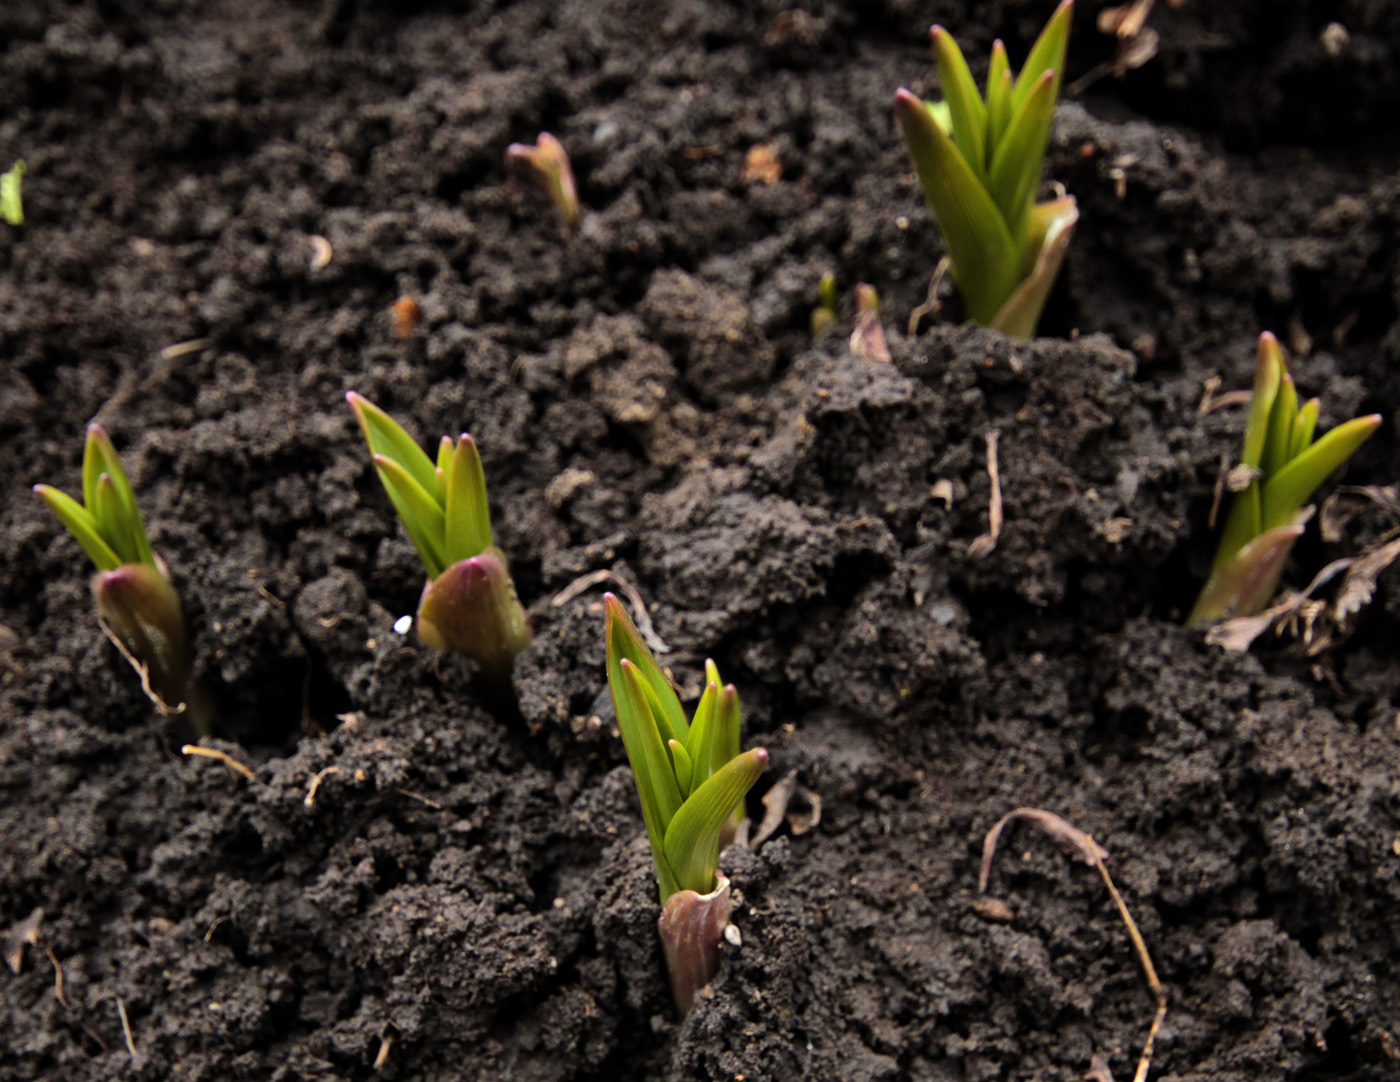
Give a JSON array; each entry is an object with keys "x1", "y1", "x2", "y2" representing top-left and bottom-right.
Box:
[
  {"x1": 33, "y1": 426, "x2": 190, "y2": 713},
  {"x1": 895, "y1": 0, "x2": 1076, "y2": 337},
  {"x1": 1189, "y1": 332, "x2": 1381, "y2": 625},
  {"x1": 347, "y1": 392, "x2": 494, "y2": 580},
  {"x1": 347, "y1": 392, "x2": 531, "y2": 681},
  {"x1": 34, "y1": 425, "x2": 156, "y2": 573},
  {"x1": 605, "y1": 594, "x2": 767, "y2": 903}
]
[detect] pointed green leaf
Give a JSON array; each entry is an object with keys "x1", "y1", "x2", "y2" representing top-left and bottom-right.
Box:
[
  {"x1": 1241, "y1": 334, "x2": 1284, "y2": 470},
  {"x1": 663, "y1": 748, "x2": 768, "y2": 896},
  {"x1": 372, "y1": 454, "x2": 447, "y2": 578},
  {"x1": 85, "y1": 426, "x2": 155, "y2": 567},
  {"x1": 1010, "y1": 0, "x2": 1072, "y2": 117},
  {"x1": 82, "y1": 426, "x2": 111, "y2": 514},
  {"x1": 33, "y1": 485, "x2": 123, "y2": 572},
  {"x1": 444, "y1": 435, "x2": 493, "y2": 565},
  {"x1": 347, "y1": 392, "x2": 440, "y2": 498},
  {"x1": 1188, "y1": 523, "x2": 1303, "y2": 626},
  {"x1": 1290, "y1": 399, "x2": 1319, "y2": 460},
  {"x1": 988, "y1": 69, "x2": 1056, "y2": 243},
  {"x1": 435, "y1": 435, "x2": 453, "y2": 479},
  {"x1": 1262, "y1": 374, "x2": 1298, "y2": 480},
  {"x1": 986, "y1": 41, "x2": 1011, "y2": 156},
  {"x1": 931, "y1": 26, "x2": 988, "y2": 185},
  {"x1": 895, "y1": 88, "x2": 1020, "y2": 325},
  {"x1": 1261, "y1": 414, "x2": 1381, "y2": 531},
  {"x1": 668, "y1": 739, "x2": 694, "y2": 796},
  {"x1": 602, "y1": 593, "x2": 690, "y2": 747},
  {"x1": 683, "y1": 681, "x2": 721, "y2": 795},
  {"x1": 713, "y1": 670, "x2": 741, "y2": 771},
  {"x1": 616, "y1": 658, "x2": 684, "y2": 900},
  {"x1": 94, "y1": 474, "x2": 142, "y2": 565}
]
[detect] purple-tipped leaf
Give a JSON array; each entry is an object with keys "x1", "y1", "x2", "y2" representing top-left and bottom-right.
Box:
[
  {"x1": 663, "y1": 748, "x2": 768, "y2": 896},
  {"x1": 603, "y1": 593, "x2": 690, "y2": 747},
  {"x1": 985, "y1": 42, "x2": 1012, "y2": 151},
  {"x1": 895, "y1": 88, "x2": 1020, "y2": 325},
  {"x1": 93, "y1": 562, "x2": 191, "y2": 713},
  {"x1": 930, "y1": 26, "x2": 988, "y2": 183},
  {"x1": 506, "y1": 133, "x2": 580, "y2": 232},
  {"x1": 987, "y1": 69, "x2": 1056, "y2": 242},
  {"x1": 1009, "y1": 0, "x2": 1073, "y2": 116}
]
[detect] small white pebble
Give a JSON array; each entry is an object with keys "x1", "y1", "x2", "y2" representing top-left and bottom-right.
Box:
[
  {"x1": 393, "y1": 615, "x2": 412, "y2": 635},
  {"x1": 723, "y1": 924, "x2": 742, "y2": 947}
]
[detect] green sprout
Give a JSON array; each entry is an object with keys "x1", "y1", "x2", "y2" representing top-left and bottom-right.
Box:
[
  {"x1": 604, "y1": 593, "x2": 768, "y2": 1013},
  {"x1": 811, "y1": 271, "x2": 839, "y2": 337},
  {"x1": 34, "y1": 426, "x2": 190, "y2": 713},
  {"x1": 1, "y1": 160, "x2": 23, "y2": 226},
  {"x1": 1189, "y1": 332, "x2": 1381, "y2": 626},
  {"x1": 347, "y1": 392, "x2": 531, "y2": 684},
  {"x1": 505, "y1": 132, "x2": 580, "y2": 233},
  {"x1": 894, "y1": 0, "x2": 1077, "y2": 337}
]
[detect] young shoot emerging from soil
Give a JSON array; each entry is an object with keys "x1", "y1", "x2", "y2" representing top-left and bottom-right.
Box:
[
  {"x1": 603, "y1": 593, "x2": 768, "y2": 1014},
  {"x1": 1189, "y1": 332, "x2": 1380, "y2": 625},
  {"x1": 347, "y1": 393, "x2": 531, "y2": 685},
  {"x1": 895, "y1": 0, "x2": 1077, "y2": 337},
  {"x1": 505, "y1": 132, "x2": 580, "y2": 233},
  {"x1": 34, "y1": 425, "x2": 191, "y2": 714}
]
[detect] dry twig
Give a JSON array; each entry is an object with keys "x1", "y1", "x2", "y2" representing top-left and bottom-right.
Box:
[
  {"x1": 551, "y1": 569, "x2": 671, "y2": 653},
  {"x1": 979, "y1": 808, "x2": 1166, "y2": 1082},
  {"x1": 181, "y1": 744, "x2": 254, "y2": 779},
  {"x1": 968, "y1": 430, "x2": 1003, "y2": 558}
]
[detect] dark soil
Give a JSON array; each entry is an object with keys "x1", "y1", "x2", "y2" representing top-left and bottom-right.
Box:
[{"x1": 3, "y1": 1, "x2": 1400, "y2": 1079}]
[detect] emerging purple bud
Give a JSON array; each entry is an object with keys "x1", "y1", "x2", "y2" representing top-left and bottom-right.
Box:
[
  {"x1": 416, "y1": 550, "x2": 532, "y2": 684},
  {"x1": 91, "y1": 561, "x2": 190, "y2": 714}
]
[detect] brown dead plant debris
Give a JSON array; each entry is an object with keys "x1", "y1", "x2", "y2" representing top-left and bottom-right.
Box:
[{"x1": 979, "y1": 808, "x2": 1166, "y2": 1082}]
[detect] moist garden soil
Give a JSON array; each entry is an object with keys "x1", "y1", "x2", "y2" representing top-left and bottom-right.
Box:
[{"x1": 3, "y1": 1, "x2": 1400, "y2": 1079}]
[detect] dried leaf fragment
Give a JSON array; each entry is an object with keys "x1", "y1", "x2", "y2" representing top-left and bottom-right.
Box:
[
  {"x1": 5, "y1": 907, "x2": 43, "y2": 974},
  {"x1": 742, "y1": 144, "x2": 783, "y2": 185}
]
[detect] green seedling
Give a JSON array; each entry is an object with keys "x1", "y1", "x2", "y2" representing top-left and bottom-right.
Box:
[
  {"x1": 1, "y1": 160, "x2": 23, "y2": 225},
  {"x1": 1189, "y1": 332, "x2": 1381, "y2": 625},
  {"x1": 811, "y1": 271, "x2": 840, "y2": 337},
  {"x1": 604, "y1": 593, "x2": 767, "y2": 1013},
  {"x1": 34, "y1": 425, "x2": 190, "y2": 713},
  {"x1": 894, "y1": 0, "x2": 1077, "y2": 337},
  {"x1": 505, "y1": 132, "x2": 580, "y2": 232},
  {"x1": 347, "y1": 393, "x2": 531, "y2": 684}
]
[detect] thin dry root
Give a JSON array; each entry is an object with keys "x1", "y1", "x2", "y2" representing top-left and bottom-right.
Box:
[
  {"x1": 968, "y1": 430, "x2": 1003, "y2": 558},
  {"x1": 980, "y1": 807, "x2": 1166, "y2": 1082},
  {"x1": 181, "y1": 744, "x2": 254, "y2": 779}
]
